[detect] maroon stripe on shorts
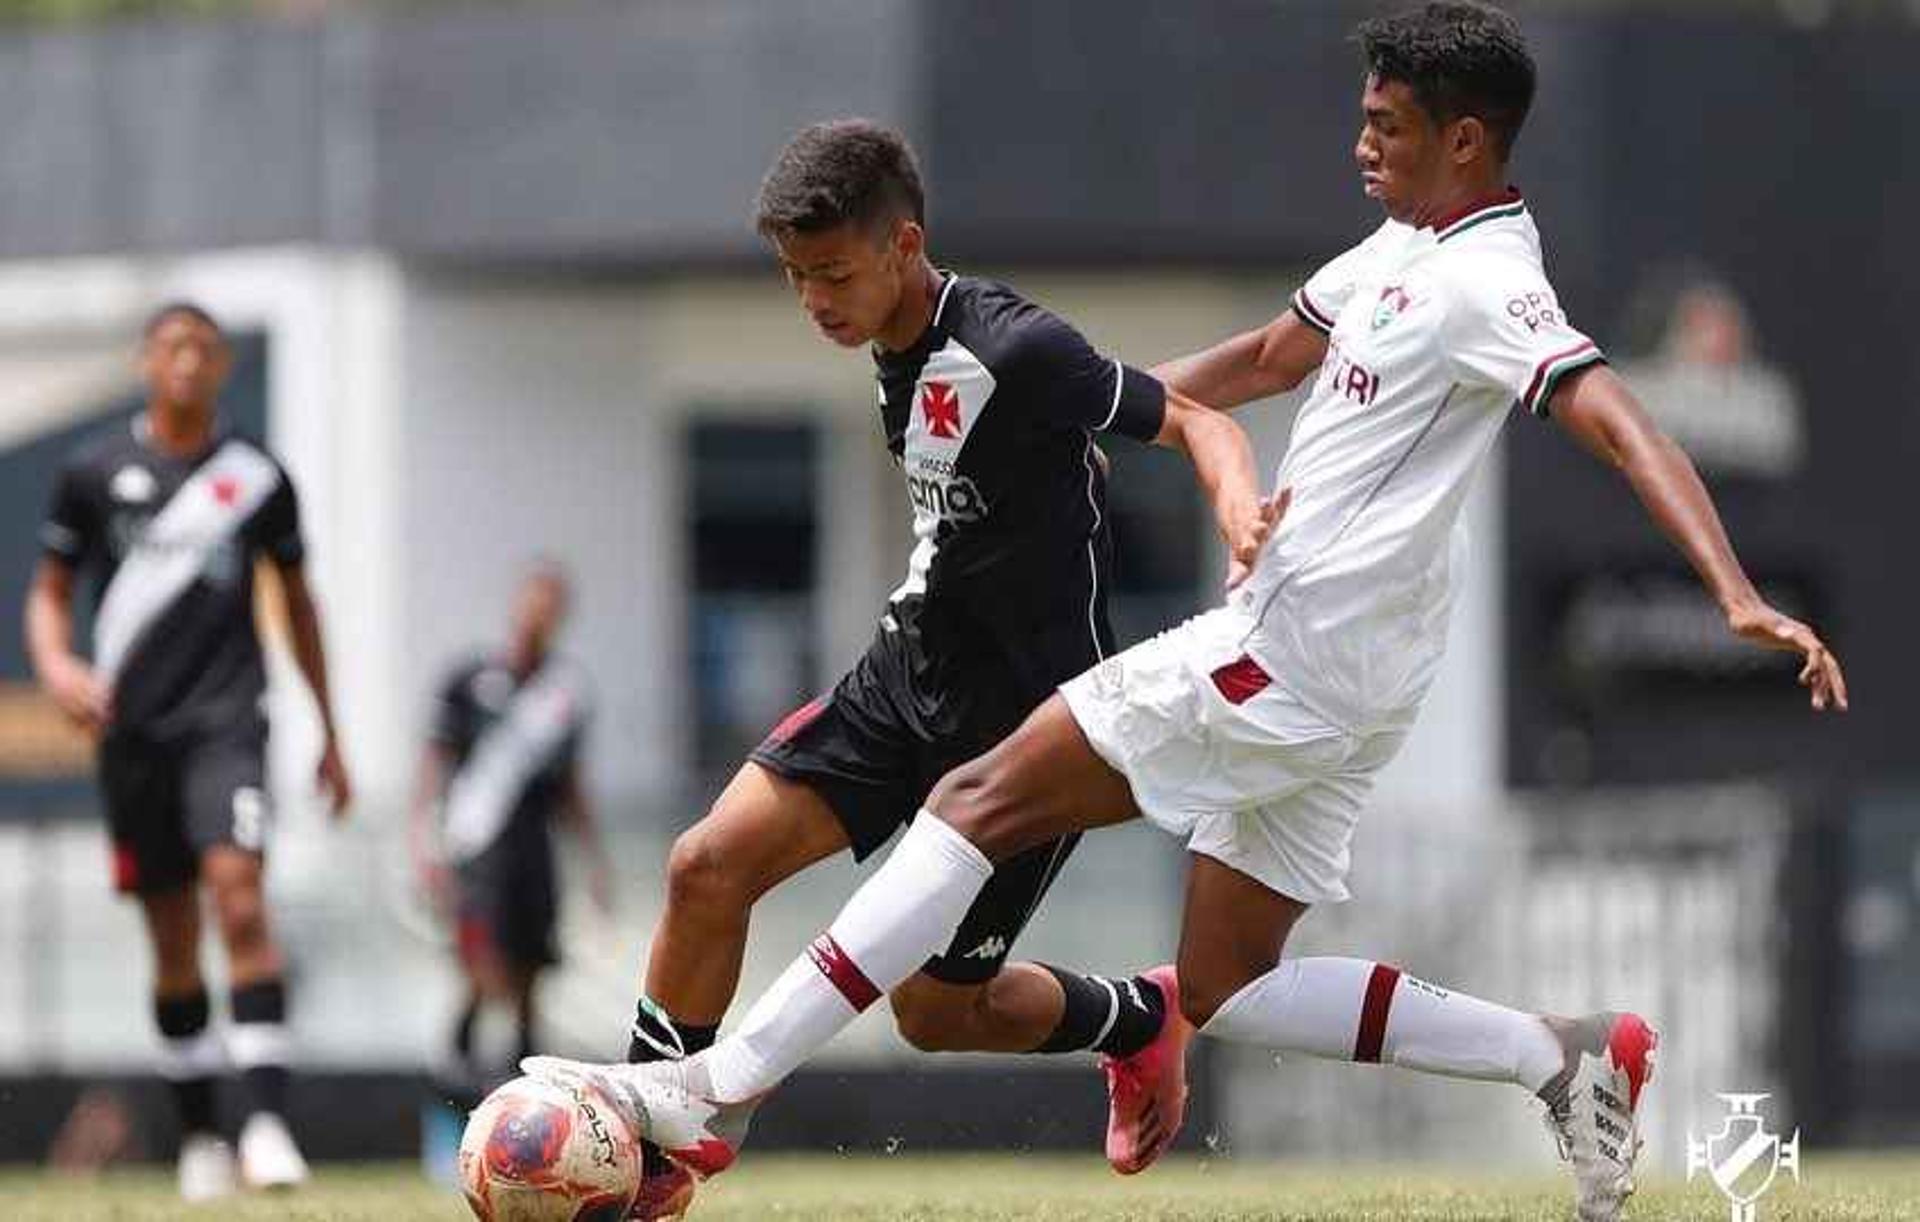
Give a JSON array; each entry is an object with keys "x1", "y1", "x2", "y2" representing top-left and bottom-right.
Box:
[
  {"x1": 1210, "y1": 654, "x2": 1272, "y2": 705},
  {"x1": 766, "y1": 696, "x2": 827, "y2": 745},
  {"x1": 1353, "y1": 963, "x2": 1402, "y2": 1063},
  {"x1": 806, "y1": 934, "x2": 881, "y2": 1012}
]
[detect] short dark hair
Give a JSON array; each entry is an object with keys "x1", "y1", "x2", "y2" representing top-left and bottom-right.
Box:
[
  {"x1": 142, "y1": 300, "x2": 224, "y2": 341},
  {"x1": 1357, "y1": 2, "x2": 1536, "y2": 160},
  {"x1": 753, "y1": 119, "x2": 926, "y2": 240}
]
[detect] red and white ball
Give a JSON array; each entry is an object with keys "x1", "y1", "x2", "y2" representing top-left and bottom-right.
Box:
[{"x1": 459, "y1": 1074, "x2": 641, "y2": 1222}]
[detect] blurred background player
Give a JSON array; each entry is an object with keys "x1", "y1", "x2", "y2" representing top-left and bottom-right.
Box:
[
  {"x1": 411, "y1": 560, "x2": 609, "y2": 1094},
  {"x1": 22, "y1": 301, "x2": 352, "y2": 1201},
  {"x1": 611, "y1": 118, "x2": 1274, "y2": 1217},
  {"x1": 528, "y1": 8, "x2": 1847, "y2": 1222}
]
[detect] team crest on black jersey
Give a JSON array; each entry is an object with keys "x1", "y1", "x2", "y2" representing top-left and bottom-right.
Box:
[
  {"x1": 920, "y1": 381, "x2": 962, "y2": 439},
  {"x1": 901, "y1": 342, "x2": 995, "y2": 524},
  {"x1": 110, "y1": 465, "x2": 157, "y2": 504}
]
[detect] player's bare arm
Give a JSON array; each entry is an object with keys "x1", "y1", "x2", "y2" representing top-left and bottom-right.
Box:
[
  {"x1": 409, "y1": 741, "x2": 453, "y2": 907},
  {"x1": 276, "y1": 562, "x2": 354, "y2": 813},
  {"x1": 23, "y1": 555, "x2": 111, "y2": 733},
  {"x1": 1549, "y1": 363, "x2": 1848, "y2": 711},
  {"x1": 1152, "y1": 309, "x2": 1329, "y2": 409},
  {"x1": 1153, "y1": 389, "x2": 1289, "y2": 588}
]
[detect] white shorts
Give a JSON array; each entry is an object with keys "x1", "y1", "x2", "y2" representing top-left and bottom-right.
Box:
[{"x1": 1060, "y1": 606, "x2": 1407, "y2": 904}]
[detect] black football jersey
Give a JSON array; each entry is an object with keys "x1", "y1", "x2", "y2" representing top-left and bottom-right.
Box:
[
  {"x1": 873, "y1": 274, "x2": 1166, "y2": 701},
  {"x1": 430, "y1": 656, "x2": 588, "y2": 857},
  {"x1": 40, "y1": 418, "x2": 303, "y2": 741}
]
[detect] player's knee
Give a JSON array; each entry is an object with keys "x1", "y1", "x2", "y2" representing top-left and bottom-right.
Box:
[
  {"x1": 924, "y1": 761, "x2": 1038, "y2": 862},
  {"x1": 1177, "y1": 965, "x2": 1262, "y2": 1031},
  {"x1": 205, "y1": 870, "x2": 268, "y2": 949},
  {"x1": 215, "y1": 889, "x2": 270, "y2": 952},
  {"x1": 665, "y1": 826, "x2": 753, "y2": 916}
]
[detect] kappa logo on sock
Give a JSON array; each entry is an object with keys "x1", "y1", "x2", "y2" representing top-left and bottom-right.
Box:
[
  {"x1": 962, "y1": 936, "x2": 1009, "y2": 960},
  {"x1": 1121, "y1": 979, "x2": 1147, "y2": 1011}
]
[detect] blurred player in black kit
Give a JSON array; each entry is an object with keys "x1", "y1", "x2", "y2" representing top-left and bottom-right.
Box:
[
  {"x1": 412, "y1": 561, "x2": 610, "y2": 1089},
  {"x1": 25, "y1": 302, "x2": 352, "y2": 1200}
]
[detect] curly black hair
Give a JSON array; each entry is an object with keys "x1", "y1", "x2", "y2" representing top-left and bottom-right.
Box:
[
  {"x1": 754, "y1": 119, "x2": 925, "y2": 239},
  {"x1": 1356, "y1": 2, "x2": 1536, "y2": 159}
]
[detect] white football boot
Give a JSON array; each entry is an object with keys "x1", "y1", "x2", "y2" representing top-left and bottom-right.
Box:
[
  {"x1": 177, "y1": 1132, "x2": 237, "y2": 1203},
  {"x1": 238, "y1": 1111, "x2": 311, "y2": 1190},
  {"x1": 522, "y1": 1054, "x2": 754, "y2": 1179},
  {"x1": 1539, "y1": 1011, "x2": 1659, "y2": 1222}
]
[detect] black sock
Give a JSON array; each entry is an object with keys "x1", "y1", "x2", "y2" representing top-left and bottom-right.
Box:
[
  {"x1": 515, "y1": 1005, "x2": 538, "y2": 1067},
  {"x1": 1034, "y1": 966, "x2": 1166, "y2": 1057},
  {"x1": 626, "y1": 996, "x2": 718, "y2": 1064},
  {"x1": 230, "y1": 979, "x2": 290, "y2": 1119},
  {"x1": 627, "y1": 996, "x2": 719, "y2": 1180},
  {"x1": 155, "y1": 991, "x2": 220, "y2": 1137},
  {"x1": 451, "y1": 996, "x2": 481, "y2": 1063}
]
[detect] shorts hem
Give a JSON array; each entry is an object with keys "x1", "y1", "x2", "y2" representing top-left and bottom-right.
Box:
[
  {"x1": 746, "y1": 746, "x2": 893, "y2": 862},
  {"x1": 1187, "y1": 840, "x2": 1350, "y2": 906}
]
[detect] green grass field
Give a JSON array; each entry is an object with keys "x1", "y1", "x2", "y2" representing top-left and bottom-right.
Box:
[{"x1": 4, "y1": 1154, "x2": 1916, "y2": 1220}]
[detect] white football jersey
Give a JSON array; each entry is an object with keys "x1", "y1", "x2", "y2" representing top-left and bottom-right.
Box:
[{"x1": 1237, "y1": 193, "x2": 1604, "y2": 730}]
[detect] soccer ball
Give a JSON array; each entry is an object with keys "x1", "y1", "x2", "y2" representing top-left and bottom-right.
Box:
[{"x1": 459, "y1": 1075, "x2": 640, "y2": 1222}]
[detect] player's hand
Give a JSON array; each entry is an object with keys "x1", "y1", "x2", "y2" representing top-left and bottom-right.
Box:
[
  {"x1": 1225, "y1": 486, "x2": 1291, "y2": 591},
  {"x1": 43, "y1": 654, "x2": 112, "y2": 736},
  {"x1": 587, "y1": 860, "x2": 615, "y2": 916},
  {"x1": 1726, "y1": 599, "x2": 1849, "y2": 712},
  {"x1": 316, "y1": 737, "x2": 354, "y2": 818},
  {"x1": 418, "y1": 856, "x2": 455, "y2": 917}
]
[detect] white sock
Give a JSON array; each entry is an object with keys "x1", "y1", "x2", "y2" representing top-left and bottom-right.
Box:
[
  {"x1": 702, "y1": 812, "x2": 993, "y2": 1101},
  {"x1": 1201, "y1": 957, "x2": 1563, "y2": 1092}
]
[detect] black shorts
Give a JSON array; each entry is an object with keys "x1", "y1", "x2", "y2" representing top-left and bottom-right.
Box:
[
  {"x1": 456, "y1": 842, "x2": 559, "y2": 971},
  {"x1": 750, "y1": 626, "x2": 1080, "y2": 985},
  {"x1": 98, "y1": 722, "x2": 271, "y2": 896}
]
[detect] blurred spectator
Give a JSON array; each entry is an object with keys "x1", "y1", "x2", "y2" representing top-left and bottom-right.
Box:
[{"x1": 1617, "y1": 275, "x2": 1805, "y2": 479}]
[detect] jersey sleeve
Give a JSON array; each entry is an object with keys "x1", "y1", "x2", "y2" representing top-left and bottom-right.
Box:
[
  {"x1": 39, "y1": 460, "x2": 95, "y2": 566},
  {"x1": 562, "y1": 677, "x2": 593, "y2": 766},
  {"x1": 1291, "y1": 221, "x2": 1400, "y2": 337},
  {"x1": 428, "y1": 668, "x2": 473, "y2": 749},
  {"x1": 254, "y1": 461, "x2": 307, "y2": 567},
  {"x1": 1443, "y1": 260, "x2": 1607, "y2": 417},
  {"x1": 1004, "y1": 311, "x2": 1166, "y2": 443}
]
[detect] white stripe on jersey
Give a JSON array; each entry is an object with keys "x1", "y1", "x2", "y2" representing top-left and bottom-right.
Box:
[
  {"x1": 441, "y1": 663, "x2": 586, "y2": 862},
  {"x1": 93, "y1": 440, "x2": 281, "y2": 688},
  {"x1": 888, "y1": 335, "x2": 996, "y2": 605}
]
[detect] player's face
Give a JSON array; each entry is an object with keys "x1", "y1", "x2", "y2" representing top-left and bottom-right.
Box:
[
  {"x1": 1355, "y1": 75, "x2": 1452, "y2": 223},
  {"x1": 141, "y1": 315, "x2": 231, "y2": 413},
  {"x1": 512, "y1": 575, "x2": 569, "y2": 654},
  {"x1": 772, "y1": 221, "x2": 917, "y2": 348}
]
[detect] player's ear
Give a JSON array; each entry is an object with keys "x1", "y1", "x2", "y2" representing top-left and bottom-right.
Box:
[
  {"x1": 891, "y1": 217, "x2": 924, "y2": 264},
  {"x1": 1450, "y1": 116, "x2": 1486, "y2": 167}
]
